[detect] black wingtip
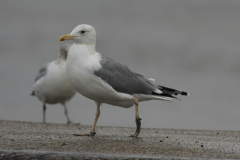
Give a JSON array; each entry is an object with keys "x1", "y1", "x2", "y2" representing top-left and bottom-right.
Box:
[{"x1": 181, "y1": 91, "x2": 189, "y2": 96}]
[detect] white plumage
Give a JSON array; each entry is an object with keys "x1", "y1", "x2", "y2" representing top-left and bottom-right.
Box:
[
  {"x1": 32, "y1": 43, "x2": 77, "y2": 124},
  {"x1": 59, "y1": 24, "x2": 189, "y2": 137}
]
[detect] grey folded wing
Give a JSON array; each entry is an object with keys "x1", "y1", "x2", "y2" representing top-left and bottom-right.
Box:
[{"x1": 94, "y1": 56, "x2": 157, "y2": 95}]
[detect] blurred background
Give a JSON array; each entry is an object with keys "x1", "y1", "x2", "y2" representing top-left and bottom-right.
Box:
[{"x1": 1, "y1": 0, "x2": 240, "y2": 131}]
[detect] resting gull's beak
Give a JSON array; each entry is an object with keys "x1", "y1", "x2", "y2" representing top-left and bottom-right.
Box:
[{"x1": 59, "y1": 34, "x2": 74, "y2": 41}]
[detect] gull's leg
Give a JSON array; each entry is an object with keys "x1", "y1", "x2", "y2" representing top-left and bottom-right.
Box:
[
  {"x1": 74, "y1": 102, "x2": 101, "y2": 136},
  {"x1": 62, "y1": 102, "x2": 79, "y2": 125},
  {"x1": 43, "y1": 103, "x2": 46, "y2": 124},
  {"x1": 130, "y1": 98, "x2": 142, "y2": 137},
  {"x1": 90, "y1": 103, "x2": 100, "y2": 134}
]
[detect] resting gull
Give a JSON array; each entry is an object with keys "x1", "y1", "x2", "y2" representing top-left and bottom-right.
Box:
[
  {"x1": 31, "y1": 43, "x2": 77, "y2": 124},
  {"x1": 59, "y1": 24, "x2": 189, "y2": 137}
]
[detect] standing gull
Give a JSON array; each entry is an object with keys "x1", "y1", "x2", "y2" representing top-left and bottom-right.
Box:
[
  {"x1": 31, "y1": 43, "x2": 77, "y2": 124},
  {"x1": 59, "y1": 24, "x2": 189, "y2": 137}
]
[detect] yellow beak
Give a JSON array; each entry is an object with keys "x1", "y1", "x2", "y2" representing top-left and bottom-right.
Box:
[{"x1": 59, "y1": 34, "x2": 75, "y2": 41}]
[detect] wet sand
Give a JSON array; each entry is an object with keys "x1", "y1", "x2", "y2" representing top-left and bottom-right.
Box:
[{"x1": 0, "y1": 120, "x2": 239, "y2": 159}]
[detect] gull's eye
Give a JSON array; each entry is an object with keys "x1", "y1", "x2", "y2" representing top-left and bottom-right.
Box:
[{"x1": 80, "y1": 30, "x2": 86, "y2": 34}]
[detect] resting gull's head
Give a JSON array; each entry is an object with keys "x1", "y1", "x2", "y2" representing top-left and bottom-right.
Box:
[
  {"x1": 59, "y1": 43, "x2": 72, "y2": 59},
  {"x1": 59, "y1": 24, "x2": 96, "y2": 45}
]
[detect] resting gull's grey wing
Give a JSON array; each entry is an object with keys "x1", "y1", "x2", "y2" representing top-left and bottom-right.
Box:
[
  {"x1": 34, "y1": 63, "x2": 49, "y2": 82},
  {"x1": 94, "y1": 56, "x2": 158, "y2": 95}
]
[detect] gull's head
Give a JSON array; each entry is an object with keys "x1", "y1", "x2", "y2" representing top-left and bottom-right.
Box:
[
  {"x1": 59, "y1": 43, "x2": 72, "y2": 59},
  {"x1": 59, "y1": 24, "x2": 96, "y2": 45}
]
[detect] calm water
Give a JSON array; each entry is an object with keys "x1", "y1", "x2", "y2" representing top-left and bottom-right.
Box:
[{"x1": 1, "y1": 0, "x2": 240, "y2": 131}]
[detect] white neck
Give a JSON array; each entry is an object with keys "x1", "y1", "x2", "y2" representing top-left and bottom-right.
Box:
[
  {"x1": 67, "y1": 42, "x2": 101, "y2": 76},
  {"x1": 76, "y1": 42, "x2": 96, "y2": 54}
]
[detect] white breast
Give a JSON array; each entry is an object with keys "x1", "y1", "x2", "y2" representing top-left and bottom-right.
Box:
[
  {"x1": 67, "y1": 44, "x2": 134, "y2": 108},
  {"x1": 34, "y1": 60, "x2": 76, "y2": 104}
]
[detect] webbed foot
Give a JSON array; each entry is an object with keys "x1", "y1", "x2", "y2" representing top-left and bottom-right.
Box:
[
  {"x1": 130, "y1": 117, "x2": 142, "y2": 137},
  {"x1": 73, "y1": 131, "x2": 96, "y2": 136}
]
